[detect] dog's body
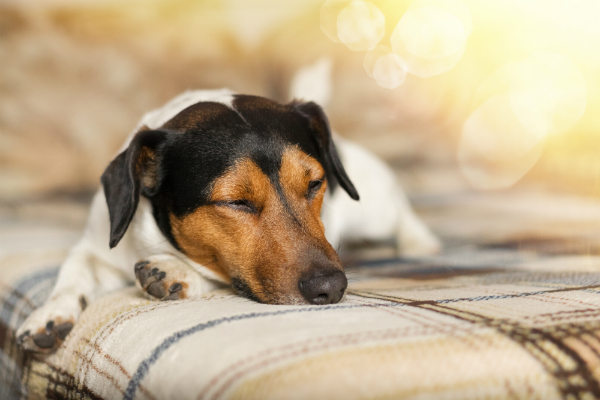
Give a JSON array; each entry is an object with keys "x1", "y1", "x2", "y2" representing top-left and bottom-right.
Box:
[{"x1": 16, "y1": 88, "x2": 439, "y2": 352}]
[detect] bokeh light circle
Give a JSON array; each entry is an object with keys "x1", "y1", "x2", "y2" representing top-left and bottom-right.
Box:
[
  {"x1": 321, "y1": 0, "x2": 348, "y2": 43},
  {"x1": 390, "y1": 32, "x2": 466, "y2": 78},
  {"x1": 391, "y1": 0, "x2": 471, "y2": 77},
  {"x1": 473, "y1": 53, "x2": 587, "y2": 139},
  {"x1": 459, "y1": 94, "x2": 546, "y2": 190},
  {"x1": 407, "y1": 0, "x2": 472, "y2": 35},
  {"x1": 364, "y1": 45, "x2": 392, "y2": 78},
  {"x1": 364, "y1": 46, "x2": 408, "y2": 89},
  {"x1": 509, "y1": 53, "x2": 586, "y2": 136},
  {"x1": 463, "y1": 94, "x2": 546, "y2": 162},
  {"x1": 336, "y1": 1, "x2": 385, "y2": 51},
  {"x1": 460, "y1": 52, "x2": 587, "y2": 190},
  {"x1": 458, "y1": 137, "x2": 545, "y2": 191},
  {"x1": 398, "y1": 6, "x2": 466, "y2": 60},
  {"x1": 372, "y1": 53, "x2": 407, "y2": 89}
]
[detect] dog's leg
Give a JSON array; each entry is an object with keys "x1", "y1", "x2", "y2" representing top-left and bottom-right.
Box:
[
  {"x1": 134, "y1": 254, "x2": 220, "y2": 300},
  {"x1": 394, "y1": 189, "x2": 441, "y2": 257},
  {"x1": 16, "y1": 241, "x2": 128, "y2": 352}
]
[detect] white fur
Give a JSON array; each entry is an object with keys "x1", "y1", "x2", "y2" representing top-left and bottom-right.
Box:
[{"x1": 322, "y1": 137, "x2": 441, "y2": 256}]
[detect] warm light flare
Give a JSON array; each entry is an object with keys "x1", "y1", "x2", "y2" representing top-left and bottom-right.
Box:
[
  {"x1": 363, "y1": 44, "x2": 391, "y2": 78},
  {"x1": 321, "y1": 0, "x2": 385, "y2": 51},
  {"x1": 398, "y1": 6, "x2": 465, "y2": 61},
  {"x1": 463, "y1": 94, "x2": 545, "y2": 162},
  {"x1": 391, "y1": 0, "x2": 470, "y2": 77},
  {"x1": 323, "y1": 0, "x2": 471, "y2": 86},
  {"x1": 460, "y1": 52, "x2": 587, "y2": 190},
  {"x1": 363, "y1": 45, "x2": 407, "y2": 88},
  {"x1": 509, "y1": 53, "x2": 587, "y2": 137},
  {"x1": 337, "y1": 1, "x2": 385, "y2": 51},
  {"x1": 372, "y1": 53, "x2": 407, "y2": 89}
]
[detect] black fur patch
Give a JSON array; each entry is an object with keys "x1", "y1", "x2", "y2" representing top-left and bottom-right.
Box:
[{"x1": 100, "y1": 95, "x2": 358, "y2": 250}]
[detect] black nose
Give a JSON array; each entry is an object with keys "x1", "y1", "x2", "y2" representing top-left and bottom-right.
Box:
[{"x1": 299, "y1": 271, "x2": 347, "y2": 305}]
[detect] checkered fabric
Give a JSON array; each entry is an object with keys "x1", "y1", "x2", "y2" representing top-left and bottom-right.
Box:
[{"x1": 4, "y1": 241, "x2": 600, "y2": 399}]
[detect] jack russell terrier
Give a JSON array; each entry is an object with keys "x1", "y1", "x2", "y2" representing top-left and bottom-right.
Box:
[{"x1": 17, "y1": 67, "x2": 440, "y2": 352}]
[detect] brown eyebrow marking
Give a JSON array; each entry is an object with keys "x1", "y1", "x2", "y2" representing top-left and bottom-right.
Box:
[
  {"x1": 210, "y1": 159, "x2": 268, "y2": 202},
  {"x1": 279, "y1": 146, "x2": 325, "y2": 198}
]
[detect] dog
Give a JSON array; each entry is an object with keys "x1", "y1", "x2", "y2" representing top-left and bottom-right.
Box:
[{"x1": 16, "y1": 84, "x2": 440, "y2": 352}]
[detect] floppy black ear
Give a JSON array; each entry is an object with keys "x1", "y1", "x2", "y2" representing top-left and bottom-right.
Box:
[
  {"x1": 294, "y1": 101, "x2": 359, "y2": 201},
  {"x1": 101, "y1": 129, "x2": 167, "y2": 249}
]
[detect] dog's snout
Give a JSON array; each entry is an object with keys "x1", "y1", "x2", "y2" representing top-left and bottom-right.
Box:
[{"x1": 299, "y1": 270, "x2": 347, "y2": 305}]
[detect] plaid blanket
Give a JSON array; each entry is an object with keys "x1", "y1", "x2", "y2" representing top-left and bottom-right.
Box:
[
  {"x1": 4, "y1": 243, "x2": 600, "y2": 399},
  {"x1": 4, "y1": 192, "x2": 600, "y2": 399}
]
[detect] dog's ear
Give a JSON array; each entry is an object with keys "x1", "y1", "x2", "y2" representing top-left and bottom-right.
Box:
[
  {"x1": 294, "y1": 101, "x2": 359, "y2": 201},
  {"x1": 101, "y1": 129, "x2": 167, "y2": 248}
]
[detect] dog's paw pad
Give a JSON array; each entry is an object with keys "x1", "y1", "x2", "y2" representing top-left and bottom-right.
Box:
[
  {"x1": 146, "y1": 281, "x2": 166, "y2": 298},
  {"x1": 54, "y1": 322, "x2": 74, "y2": 340},
  {"x1": 32, "y1": 332, "x2": 57, "y2": 349},
  {"x1": 17, "y1": 319, "x2": 74, "y2": 352},
  {"x1": 135, "y1": 260, "x2": 186, "y2": 301},
  {"x1": 163, "y1": 283, "x2": 183, "y2": 300}
]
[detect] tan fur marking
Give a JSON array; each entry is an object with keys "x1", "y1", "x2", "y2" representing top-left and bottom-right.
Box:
[
  {"x1": 279, "y1": 145, "x2": 338, "y2": 264},
  {"x1": 179, "y1": 282, "x2": 189, "y2": 299},
  {"x1": 210, "y1": 159, "x2": 273, "y2": 208},
  {"x1": 170, "y1": 147, "x2": 341, "y2": 304},
  {"x1": 138, "y1": 146, "x2": 158, "y2": 189}
]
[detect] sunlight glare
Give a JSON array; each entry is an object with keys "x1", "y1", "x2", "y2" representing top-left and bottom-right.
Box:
[
  {"x1": 372, "y1": 53, "x2": 407, "y2": 89},
  {"x1": 398, "y1": 6, "x2": 466, "y2": 60},
  {"x1": 336, "y1": 1, "x2": 385, "y2": 51},
  {"x1": 363, "y1": 45, "x2": 392, "y2": 78},
  {"x1": 363, "y1": 45, "x2": 408, "y2": 89},
  {"x1": 460, "y1": 52, "x2": 587, "y2": 190},
  {"x1": 462, "y1": 94, "x2": 545, "y2": 162},
  {"x1": 510, "y1": 53, "x2": 586, "y2": 136},
  {"x1": 390, "y1": 0, "x2": 471, "y2": 77}
]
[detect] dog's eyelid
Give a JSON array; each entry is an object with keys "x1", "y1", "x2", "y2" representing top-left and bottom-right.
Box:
[
  {"x1": 309, "y1": 178, "x2": 324, "y2": 187},
  {"x1": 306, "y1": 178, "x2": 325, "y2": 200},
  {"x1": 216, "y1": 199, "x2": 258, "y2": 214}
]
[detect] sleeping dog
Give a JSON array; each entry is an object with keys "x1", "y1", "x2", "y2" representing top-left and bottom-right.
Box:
[{"x1": 16, "y1": 88, "x2": 440, "y2": 352}]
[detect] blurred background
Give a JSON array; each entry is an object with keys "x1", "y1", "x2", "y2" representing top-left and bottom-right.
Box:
[{"x1": 2, "y1": 0, "x2": 600, "y2": 257}]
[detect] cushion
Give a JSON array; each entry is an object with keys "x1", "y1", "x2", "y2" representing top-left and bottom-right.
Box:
[{"x1": 3, "y1": 196, "x2": 600, "y2": 399}]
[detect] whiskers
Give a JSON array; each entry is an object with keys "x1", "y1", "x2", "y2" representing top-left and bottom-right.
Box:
[{"x1": 342, "y1": 253, "x2": 366, "y2": 284}]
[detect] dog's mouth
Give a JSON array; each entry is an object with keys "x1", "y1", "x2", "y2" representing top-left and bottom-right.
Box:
[{"x1": 230, "y1": 277, "x2": 265, "y2": 303}]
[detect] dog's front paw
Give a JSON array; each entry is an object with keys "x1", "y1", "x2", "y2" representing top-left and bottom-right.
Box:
[
  {"x1": 16, "y1": 293, "x2": 85, "y2": 352},
  {"x1": 17, "y1": 319, "x2": 74, "y2": 352},
  {"x1": 134, "y1": 255, "x2": 190, "y2": 300}
]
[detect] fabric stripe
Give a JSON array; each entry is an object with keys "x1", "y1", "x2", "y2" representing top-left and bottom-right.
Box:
[
  {"x1": 0, "y1": 267, "x2": 58, "y2": 400},
  {"x1": 123, "y1": 302, "x2": 377, "y2": 400},
  {"x1": 125, "y1": 283, "x2": 600, "y2": 400},
  {"x1": 353, "y1": 291, "x2": 600, "y2": 398},
  {"x1": 203, "y1": 299, "x2": 478, "y2": 400}
]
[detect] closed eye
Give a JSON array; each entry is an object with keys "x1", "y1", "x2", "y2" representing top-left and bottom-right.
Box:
[
  {"x1": 306, "y1": 179, "x2": 324, "y2": 200},
  {"x1": 218, "y1": 199, "x2": 257, "y2": 214}
]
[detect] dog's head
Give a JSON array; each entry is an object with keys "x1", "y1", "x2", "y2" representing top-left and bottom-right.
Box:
[{"x1": 101, "y1": 95, "x2": 359, "y2": 305}]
